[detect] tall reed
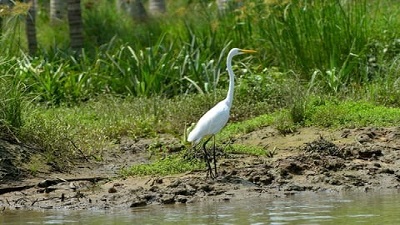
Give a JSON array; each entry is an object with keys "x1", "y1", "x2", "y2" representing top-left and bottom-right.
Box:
[
  {"x1": 262, "y1": 0, "x2": 371, "y2": 92},
  {"x1": 0, "y1": 69, "x2": 24, "y2": 136}
]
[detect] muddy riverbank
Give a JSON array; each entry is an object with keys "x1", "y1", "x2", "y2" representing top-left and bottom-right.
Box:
[{"x1": 1, "y1": 126, "x2": 400, "y2": 210}]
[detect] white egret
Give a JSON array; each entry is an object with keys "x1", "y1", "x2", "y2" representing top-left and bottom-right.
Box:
[{"x1": 187, "y1": 48, "x2": 257, "y2": 178}]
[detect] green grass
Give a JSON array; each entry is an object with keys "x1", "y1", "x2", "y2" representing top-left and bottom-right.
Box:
[
  {"x1": 220, "y1": 113, "x2": 275, "y2": 139},
  {"x1": 263, "y1": 0, "x2": 373, "y2": 91},
  {"x1": 121, "y1": 154, "x2": 203, "y2": 176},
  {"x1": 305, "y1": 100, "x2": 400, "y2": 128},
  {"x1": 0, "y1": 76, "x2": 25, "y2": 138}
]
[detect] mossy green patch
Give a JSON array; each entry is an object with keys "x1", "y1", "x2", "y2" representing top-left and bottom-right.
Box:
[
  {"x1": 220, "y1": 114, "x2": 275, "y2": 140},
  {"x1": 305, "y1": 101, "x2": 400, "y2": 128},
  {"x1": 122, "y1": 155, "x2": 203, "y2": 176}
]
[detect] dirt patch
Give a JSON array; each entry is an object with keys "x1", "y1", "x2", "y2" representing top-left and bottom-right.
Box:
[{"x1": 1, "y1": 127, "x2": 400, "y2": 210}]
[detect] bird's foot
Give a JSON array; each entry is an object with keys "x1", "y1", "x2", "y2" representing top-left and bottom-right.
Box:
[
  {"x1": 205, "y1": 167, "x2": 219, "y2": 180},
  {"x1": 205, "y1": 170, "x2": 214, "y2": 179}
]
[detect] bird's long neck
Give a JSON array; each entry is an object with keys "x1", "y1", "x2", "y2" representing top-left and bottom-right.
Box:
[{"x1": 225, "y1": 53, "x2": 235, "y2": 108}]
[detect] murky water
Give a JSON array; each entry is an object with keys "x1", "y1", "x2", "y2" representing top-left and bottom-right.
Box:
[{"x1": 2, "y1": 191, "x2": 400, "y2": 225}]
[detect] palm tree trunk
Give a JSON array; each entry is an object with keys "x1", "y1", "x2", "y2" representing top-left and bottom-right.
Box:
[
  {"x1": 149, "y1": 0, "x2": 166, "y2": 15},
  {"x1": 34, "y1": 0, "x2": 39, "y2": 11},
  {"x1": 67, "y1": 0, "x2": 84, "y2": 51},
  {"x1": 0, "y1": 0, "x2": 13, "y2": 36},
  {"x1": 117, "y1": 0, "x2": 147, "y2": 21},
  {"x1": 216, "y1": 0, "x2": 228, "y2": 11},
  {"x1": 26, "y1": 0, "x2": 37, "y2": 55},
  {"x1": 217, "y1": 0, "x2": 242, "y2": 12},
  {"x1": 50, "y1": 0, "x2": 66, "y2": 23}
]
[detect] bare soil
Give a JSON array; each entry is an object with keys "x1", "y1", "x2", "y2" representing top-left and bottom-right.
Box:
[{"x1": 1, "y1": 126, "x2": 400, "y2": 210}]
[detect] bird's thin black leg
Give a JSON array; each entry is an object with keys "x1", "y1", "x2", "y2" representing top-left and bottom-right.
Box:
[
  {"x1": 202, "y1": 136, "x2": 214, "y2": 179},
  {"x1": 212, "y1": 135, "x2": 218, "y2": 177}
]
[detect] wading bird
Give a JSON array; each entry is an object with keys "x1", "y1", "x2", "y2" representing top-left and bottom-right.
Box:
[{"x1": 187, "y1": 48, "x2": 256, "y2": 179}]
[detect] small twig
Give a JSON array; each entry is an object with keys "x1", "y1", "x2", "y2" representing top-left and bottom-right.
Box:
[
  {"x1": 34, "y1": 197, "x2": 60, "y2": 203},
  {"x1": 144, "y1": 178, "x2": 153, "y2": 185},
  {"x1": 31, "y1": 198, "x2": 38, "y2": 206},
  {"x1": 67, "y1": 137, "x2": 90, "y2": 163},
  {"x1": 55, "y1": 117, "x2": 91, "y2": 163},
  {"x1": 0, "y1": 185, "x2": 35, "y2": 195},
  {"x1": 56, "y1": 177, "x2": 68, "y2": 182},
  {"x1": 3, "y1": 125, "x2": 21, "y2": 144}
]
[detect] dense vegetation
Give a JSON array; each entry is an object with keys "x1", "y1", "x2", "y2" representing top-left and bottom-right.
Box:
[{"x1": 1, "y1": 0, "x2": 400, "y2": 176}]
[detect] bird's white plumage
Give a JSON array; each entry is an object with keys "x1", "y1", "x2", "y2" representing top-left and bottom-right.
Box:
[
  {"x1": 187, "y1": 48, "x2": 256, "y2": 145},
  {"x1": 187, "y1": 99, "x2": 230, "y2": 144}
]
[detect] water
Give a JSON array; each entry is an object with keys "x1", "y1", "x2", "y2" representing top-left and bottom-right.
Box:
[{"x1": 2, "y1": 191, "x2": 400, "y2": 225}]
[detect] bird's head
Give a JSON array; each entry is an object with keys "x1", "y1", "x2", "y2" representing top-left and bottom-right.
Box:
[{"x1": 229, "y1": 48, "x2": 257, "y2": 57}]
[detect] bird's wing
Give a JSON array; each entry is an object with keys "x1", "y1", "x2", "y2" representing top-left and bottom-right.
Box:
[{"x1": 187, "y1": 100, "x2": 230, "y2": 143}]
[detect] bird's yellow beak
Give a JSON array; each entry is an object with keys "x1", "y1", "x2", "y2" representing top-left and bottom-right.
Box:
[{"x1": 240, "y1": 49, "x2": 257, "y2": 54}]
